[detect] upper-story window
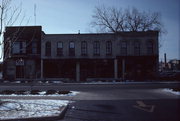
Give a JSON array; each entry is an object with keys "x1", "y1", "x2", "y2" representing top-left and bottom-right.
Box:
[
  {"x1": 134, "y1": 41, "x2": 140, "y2": 56},
  {"x1": 106, "y1": 41, "x2": 112, "y2": 55},
  {"x1": 12, "y1": 41, "x2": 26, "y2": 54},
  {"x1": 57, "y1": 42, "x2": 63, "y2": 56},
  {"x1": 93, "y1": 41, "x2": 100, "y2": 56},
  {"x1": 32, "y1": 41, "x2": 37, "y2": 54},
  {"x1": 147, "y1": 41, "x2": 153, "y2": 55},
  {"x1": 69, "y1": 41, "x2": 75, "y2": 56},
  {"x1": 121, "y1": 41, "x2": 127, "y2": 55},
  {"x1": 45, "y1": 41, "x2": 51, "y2": 56},
  {"x1": 21, "y1": 42, "x2": 26, "y2": 54},
  {"x1": 81, "y1": 41, "x2": 87, "y2": 56}
]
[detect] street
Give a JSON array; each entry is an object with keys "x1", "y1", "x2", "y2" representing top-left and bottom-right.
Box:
[{"x1": 0, "y1": 82, "x2": 180, "y2": 121}]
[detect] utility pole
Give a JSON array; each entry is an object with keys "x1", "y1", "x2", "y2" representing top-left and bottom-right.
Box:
[
  {"x1": 34, "y1": 4, "x2": 36, "y2": 25},
  {"x1": 122, "y1": 59, "x2": 125, "y2": 81}
]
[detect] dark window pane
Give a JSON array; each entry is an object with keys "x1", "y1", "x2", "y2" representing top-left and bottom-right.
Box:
[
  {"x1": 69, "y1": 41, "x2": 75, "y2": 56},
  {"x1": 147, "y1": 41, "x2": 153, "y2": 55},
  {"x1": 81, "y1": 41, "x2": 87, "y2": 56},
  {"x1": 134, "y1": 41, "x2": 140, "y2": 56},
  {"x1": 93, "y1": 41, "x2": 100, "y2": 56},
  {"x1": 57, "y1": 42, "x2": 63, "y2": 56},
  {"x1": 121, "y1": 41, "x2": 127, "y2": 55},
  {"x1": 45, "y1": 42, "x2": 51, "y2": 56},
  {"x1": 32, "y1": 42, "x2": 37, "y2": 54},
  {"x1": 106, "y1": 41, "x2": 112, "y2": 55}
]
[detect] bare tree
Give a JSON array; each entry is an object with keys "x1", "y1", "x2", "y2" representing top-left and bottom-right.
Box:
[
  {"x1": 91, "y1": 6, "x2": 126, "y2": 32},
  {"x1": 91, "y1": 6, "x2": 165, "y2": 33},
  {"x1": 0, "y1": 0, "x2": 24, "y2": 59}
]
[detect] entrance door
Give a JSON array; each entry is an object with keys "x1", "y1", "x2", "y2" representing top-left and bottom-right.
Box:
[{"x1": 16, "y1": 66, "x2": 24, "y2": 78}]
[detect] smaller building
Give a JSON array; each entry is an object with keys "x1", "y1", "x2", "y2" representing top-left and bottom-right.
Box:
[
  {"x1": 159, "y1": 59, "x2": 180, "y2": 72},
  {"x1": 3, "y1": 26, "x2": 42, "y2": 80}
]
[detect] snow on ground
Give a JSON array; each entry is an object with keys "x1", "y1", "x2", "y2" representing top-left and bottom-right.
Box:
[
  {"x1": 163, "y1": 88, "x2": 180, "y2": 95},
  {"x1": 0, "y1": 99, "x2": 69, "y2": 120},
  {"x1": 0, "y1": 91, "x2": 79, "y2": 97}
]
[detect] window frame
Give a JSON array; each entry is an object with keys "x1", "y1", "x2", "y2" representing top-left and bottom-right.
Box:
[
  {"x1": 93, "y1": 41, "x2": 100, "y2": 56},
  {"x1": 69, "y1": 41, "x2": 75, "y2": 56},
  {"x1": 57, "y1": 41, "x2": 63, "y2": 56},
  {"x1": 134, "y1": 41, "x2": 140, "y2": 56},
  {"x1": 147, "y1": 41, "x2": 154, "y2": 55},
  {"x1": 106, "y1": 41, "x2": 112, "y2": 55},
  {"x1": 32, "y1": 41, "x2": 37, "y2": 54},
  {"x1": 81, "y1": 41, "x2": 87, "y2": 56},
  {"x1": 12, "y1": 41, "x2": 26, "y2": 54},
  {"x1": 121, "y1": 41, "x2": 127, "y2": 55},
  {"x1": 45, "y1": 41, "x2": 51, "y2": 56}
]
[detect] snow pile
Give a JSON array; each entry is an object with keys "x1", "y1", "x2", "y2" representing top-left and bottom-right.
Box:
[
  {"x1": 163, "y1": 88, "x2": 180, "y2": 95},
  {"x1": 0, "y1": 91, "x2": 79, "y2": 97},
  {"x1": 0, "y1": 99, "x2": 69, "y2": 120}
]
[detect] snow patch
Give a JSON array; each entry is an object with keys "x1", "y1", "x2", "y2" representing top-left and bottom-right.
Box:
[
  {"x1": 0, "y1": 99, "x2": 69, "y2": 120},
  {"x1": 0, "y1": 91, "x2": 79, "y2": 97},
  {"x1": 163, "y1": 88, "x2": 180, "y2": 95}
]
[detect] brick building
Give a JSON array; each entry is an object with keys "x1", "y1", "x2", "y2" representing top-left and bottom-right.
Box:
[{"x1": 3, "y1": 26, "x2": 159, "y2": 81}]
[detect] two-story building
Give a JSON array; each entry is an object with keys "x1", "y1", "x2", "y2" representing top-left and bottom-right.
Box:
[
  {"x1": 3, "y1": 26, "x2": 159, "y2": 81},
  {"x1": 3, "y1": 26, "x2": 42, "y2": 80}
]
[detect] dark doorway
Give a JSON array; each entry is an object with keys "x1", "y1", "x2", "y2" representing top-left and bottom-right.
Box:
[{"x1": 16, "y1": 66, "x2": 24, "y2": 78}]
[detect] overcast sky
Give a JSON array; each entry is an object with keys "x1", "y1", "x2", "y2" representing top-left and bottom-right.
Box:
[{"x1": 11, "y1": 0, "x2": 180, "y2": 61}]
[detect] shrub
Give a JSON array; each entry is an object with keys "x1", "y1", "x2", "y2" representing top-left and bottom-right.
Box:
[
  {"x1": 30, "y1": 90, "x2": 40, "y2": 95},
  {"x1": 15, "y1": 90, "x2": 26, "y2": 95},
  {"x1": 0, "y1": 90, "x2": 15, "y2": 95},
  {"x1": 46, "y1": 90, "x2": 57, "y2": 95},
  {"x1": 58, "y1": 90, "x2": 71, "y2": 95}
]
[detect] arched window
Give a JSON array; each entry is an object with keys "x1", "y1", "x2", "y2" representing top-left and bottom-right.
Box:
[
  {"x1": 106, "y1": 41, "x2": 112, "y2": 55},
  {"x1": 93, "y1": 41, "x2": 100, "y2": 56},
  {"x1": 57, "y1": 41, "x2": 63, "y2": 56},
  {"x1": 45, "y1": 41, "x2": 51, "y2": 56},
  {"x1": 134, "y1": 41, "x2": 140, "y2": 56},
  {"x1": 69, "y1": 41, "x2": 75, "y2": 56}
]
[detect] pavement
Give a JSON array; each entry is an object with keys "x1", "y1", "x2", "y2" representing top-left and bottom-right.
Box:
[
  {"x1": 62, "y1": 99, "x2": 180, "y2": 121},
  {"x1": 0, "y1": 82, "x2": 179, "y2": 121}
]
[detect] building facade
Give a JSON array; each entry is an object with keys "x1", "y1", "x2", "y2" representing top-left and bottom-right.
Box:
[
  {"x1": 3, "y1": 26, "x2": 159, "y2": 81},
  {"x1": 3, "y1": 26, "x2": 42, "y2": 80}
]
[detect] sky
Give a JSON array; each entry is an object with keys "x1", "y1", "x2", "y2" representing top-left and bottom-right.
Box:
[{"x1": 8, "y1": 0, "x2": 180, "y2": 61}]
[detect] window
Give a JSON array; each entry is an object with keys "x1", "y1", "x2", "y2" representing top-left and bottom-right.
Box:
[
  {"x1": 45, "y1": 41, "x2": 51, "y2": 56},
  {"x1": 57, "y1": 42, "x2": 63, "y2": 56},
  {"x1": 69, "y1": 41, "x2": 75, "y2": 56},
  {"x1": 21, "y1": 42, "x2": 26, "y2": 54},
  {"x1": 121, "y1": 41, "x2": 127, "y2": 55},
  {"x1": 32, "y1": 42, "x2": 37, "y2": 54},
  {"x1": 93, "y1": 41, "x2": 100, "y2": 56},
  {"x1": 12, "y1": 41, "x2": 26, "y2": 54},
  {"x1": 134, "y1": 41, "x2": 140, "y2": 56},
  {"x1": 106, "y1": 41, "x2": 112, "y2": 55},
  {"x1": 12, "y1": 42, "x2": 20, "y2": 54},
  {"x1": 81, "y1": 41, "x2": 87, "y2": 56},
  {"x1": 147, "y1": 41, "x2": 153, "y2": 55}
]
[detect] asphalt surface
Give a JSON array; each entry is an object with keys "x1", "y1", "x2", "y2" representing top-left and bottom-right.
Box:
[
  {"x1": 62, "y1": 99, "x2": 180, "y2": 121},
  {"x1": 0, "y1": 82, "x2": 180, "y2": 121}
]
